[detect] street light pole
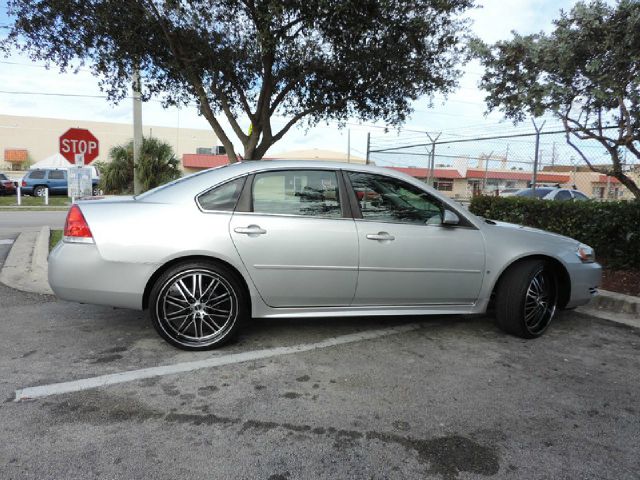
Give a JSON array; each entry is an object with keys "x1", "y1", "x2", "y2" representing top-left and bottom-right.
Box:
[{"x1": 132, "y1": 69, "x2": 143, "y2": 195}]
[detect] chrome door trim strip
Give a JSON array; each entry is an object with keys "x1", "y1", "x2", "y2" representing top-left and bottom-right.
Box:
[{"x1": 253, "y1": 264, "x2": 358, "y2": 271}]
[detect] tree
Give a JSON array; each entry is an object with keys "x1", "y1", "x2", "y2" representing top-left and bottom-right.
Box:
[
  {"x1": 100, "y1": 137, "x2": 181, "y2": 194},
  {"x1": 473, "y1": 0, "x2": 640, "y2": 199},
  {"x1": 5, "y1": 0, "x2": 472, "y2": 163}
]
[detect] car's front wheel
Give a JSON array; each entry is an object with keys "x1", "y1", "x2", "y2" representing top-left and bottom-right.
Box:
[
  {"x1": 495, "y1": 259, "x2": 558, "y2": 338},
  {"x1": 149, "y1": 261, "x2": 248, "y2": 350},
  {"x1": 33, "y1": 185, "x2": 48, "y2": 197}
]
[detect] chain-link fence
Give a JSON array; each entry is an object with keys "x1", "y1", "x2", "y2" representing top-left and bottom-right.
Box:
[{"x1": 368, "y1": 127, "x2": 640, "y2": 202}]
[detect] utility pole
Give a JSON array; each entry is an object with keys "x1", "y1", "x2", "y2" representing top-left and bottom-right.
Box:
[
  {"x1": 531, "y1": 118, "x2": 546, "y2": 195},
  {"x1": 425, "y1": 132, "x2": 441, "y2": 187},
  {"x1": 551, "y1": 141, "x2": 556, "y2": 167},
  {"x1": 347, "y1": 129, "x2": 351, "y2": 163},
  {"x1": 132, "y1": 69, "x2": 143, "y2": 195},
  {"x1": 483, "y1": 151, "x2": 494, "y2": 193},
  {"x1": 365, "y1": 132, "x2": 371, "y2": 165}
]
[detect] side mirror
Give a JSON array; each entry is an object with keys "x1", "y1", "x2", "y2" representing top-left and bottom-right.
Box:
[{"x1": 442, "y1": 210, "x2": 459, "y2": 226}]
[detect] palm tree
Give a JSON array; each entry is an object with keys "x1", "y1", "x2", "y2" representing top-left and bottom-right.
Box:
[{"x1": 100, "y1": 137, "x2": 181, "y2": 194}]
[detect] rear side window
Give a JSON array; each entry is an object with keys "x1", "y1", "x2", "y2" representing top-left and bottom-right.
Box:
[
  {"x1": 252, "y1": 170, "x2": 342, "y2": 218},
  {"x1": 516, "y1": 188, "x2": 552, "y2": 198},
  {"x1": 572, "y1": 191, "x2": 589, "y2": 201},
  {"x1": 197, "y1": 177, "x2": 245, "y2": 211},
  {"x1": 48, "y1": 170, "x2": 65, "y2": 180},
  {"x1": 554, "y1": 190, "x2": 572, "y2": 201},
  {"x1": 28, "y1": 171, "x2": 46, "y2": 180}
]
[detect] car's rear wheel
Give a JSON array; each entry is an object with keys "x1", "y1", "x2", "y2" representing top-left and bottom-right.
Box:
[
  {"x1": 495, "y1": 259, "x2": 557, "y2": 338},
  {"x1": 149, "y1": 261, "x2": 247, "y2": 350},
  {"x1": 33, "y1": 185, "x2": 47, "y2": 197},
  {"x1": 92, "y1": 186, "x2": 100, "y2": 196}
]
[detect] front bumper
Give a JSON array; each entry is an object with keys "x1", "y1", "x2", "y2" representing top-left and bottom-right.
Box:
[
  {"x1": 48, "y1": 241, "x2": 157, "y2": 310},
  {"x1": 565, "y1": 261, "x2": 602, "y2": 308}
]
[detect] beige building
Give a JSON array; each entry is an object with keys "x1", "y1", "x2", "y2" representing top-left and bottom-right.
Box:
[{"x1": 1, "y1": 114, "x2": 218, "y2": 171}]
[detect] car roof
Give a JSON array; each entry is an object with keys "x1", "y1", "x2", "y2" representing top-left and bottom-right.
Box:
[{"x1": 139, "y1": 160, "x2": 417, "y2": 201}]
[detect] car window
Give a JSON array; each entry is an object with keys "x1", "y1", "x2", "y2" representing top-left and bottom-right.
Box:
[
  {"x1": 28, "y1": 170, "x2": 46, "y2": 180},
  {"x1": 572, "y1": 191, "x2": 589, "y2": 201},
  {"x1": 554, "y1": 190, "x2": 572, "y2": 201},
  {"x1": 0, "y1": 173, "x2": 7, "y2": 181},
  {"x1": 252, "y1": 170, "x2": 341, "y2": 218},
  {"x1": 347, "y1": 172, "x2": 443, "y2": 225},
  {"x1": 197, "y1": 176, "x2": 245, "y2": 211},
  {"x1": 48, "y1": 170, "x2": 65, "y2": 180}
]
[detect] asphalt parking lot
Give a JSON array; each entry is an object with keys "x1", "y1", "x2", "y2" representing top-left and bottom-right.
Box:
[{"x1": 0, "y1": 281, "x2": 639, "y2": 479}]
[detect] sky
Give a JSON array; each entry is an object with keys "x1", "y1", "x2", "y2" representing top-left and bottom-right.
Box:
[{"x1": 0, "y1": 0, "x2": 616, "y2": 165}]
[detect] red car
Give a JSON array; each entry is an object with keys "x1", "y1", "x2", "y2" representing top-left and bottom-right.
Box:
[{"x1": 0, "y1": 173, "x2": 17, "y2": 195}]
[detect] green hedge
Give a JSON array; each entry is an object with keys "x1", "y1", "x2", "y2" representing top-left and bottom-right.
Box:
[{"x1": 469, "y1": 196, "x2": 640, "y2": 269}]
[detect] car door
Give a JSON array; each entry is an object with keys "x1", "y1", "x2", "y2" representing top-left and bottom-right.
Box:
[
  {"x1": 345, "y1": 171, "x2": 485, "y2": 306},
  {"x1": 47, "y1": 170, "x2": 66, "y2": 194},
  {"x1": 229, "y1": 168, "x2": 359, "y2": 308}
]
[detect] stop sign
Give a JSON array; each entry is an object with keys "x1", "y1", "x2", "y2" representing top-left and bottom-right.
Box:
[{"x1": 59, "y1": 128, "x2": 99, "y2": 165}]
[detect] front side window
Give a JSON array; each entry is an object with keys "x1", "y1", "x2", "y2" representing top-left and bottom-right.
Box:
[
  {"x1": 48, "y1": 170, "x2": 65, "y2": 180},
  {"x1": 554, "y1": 190, "x2": 572, "y2": 201},
  {"x1": 348, "y1": 172, "x2": 443, "y2": 225},
  {"x1": 252, "y1": 170, "x2": 341, "y2": 218},
  {"x1": 197, "y1": 176, "x2": 245, "y2": 211}
]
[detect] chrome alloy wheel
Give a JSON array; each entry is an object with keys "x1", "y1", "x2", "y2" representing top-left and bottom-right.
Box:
[
  {"x1": 155, "y1": 269, "x2": 238, "y2": 347},
  {"x1": 524, "y1": 268, "x2": 557, "y2": 335}
]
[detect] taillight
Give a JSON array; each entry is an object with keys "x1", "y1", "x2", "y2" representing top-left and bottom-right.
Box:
[
  {"x1": 21, "y1": 180, "x2": 26, "y2": 187},
  {"x1": 64, "y1": 205, "x2": 94, "y2": 243}
]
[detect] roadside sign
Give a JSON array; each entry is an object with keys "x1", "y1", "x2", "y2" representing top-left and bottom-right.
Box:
[
  {"x1": 68, "y1": 166, "x2": 93, "y2": 198},
  {"x1": 59, "y1": 128, "x2": 99, "y2": 165}
]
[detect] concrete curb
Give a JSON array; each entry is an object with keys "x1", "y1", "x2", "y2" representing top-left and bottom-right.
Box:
[
  {"x1": 587, "y1": 289, "x2": 640, "y2": 316},
  {"x1": 0, "y1": 226, "x2": 54, "y2": 295}
]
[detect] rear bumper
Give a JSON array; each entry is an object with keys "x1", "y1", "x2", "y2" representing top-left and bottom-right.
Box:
[
  {"x1": 48, "y1": 241, "x2": 157, "y2": 310},
  {"x1": 565, "y1": 262, "x2": 602, "y2": 308}
]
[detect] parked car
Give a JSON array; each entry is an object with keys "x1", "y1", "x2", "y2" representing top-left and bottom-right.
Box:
[
  {"x1": 0, "y1": 172, "x2": 17, "y2": 195},
  {"x1": 21, "y1": 168, "x2": 100, "y2": 197},
  {"x1": 515, "y1": 187, "x2": 590, "y2": 201},
  {"x1": 49, "y1": 161, "x2": 601, "y2": 350}
]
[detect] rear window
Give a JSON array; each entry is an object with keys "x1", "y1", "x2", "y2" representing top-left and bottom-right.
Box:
[
  {"x1": 28, "y1": 171, "x2": 46, "y2": 180},
  {"x1": 516, "y1": 188, "x2": 552, "y2": 199}
]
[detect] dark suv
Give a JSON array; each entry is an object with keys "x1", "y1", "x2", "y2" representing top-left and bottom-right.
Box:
[{"x1": 21, "y1": 168, "x2": 100, "y2": 197}]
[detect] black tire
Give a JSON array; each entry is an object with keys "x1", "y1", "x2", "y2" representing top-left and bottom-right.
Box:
[
  {"x1": 495, "y1": 259, "x2": 558, "y2": 339},
  {"x1": 92, "y1": 186, "x2": 100, "y2": 196},
  {"x1": 33, "y1": 185, "x2": 47, "y2": 197},
  {"x1": 149, "y1": 260, "x2": 248, "y2": 350}
]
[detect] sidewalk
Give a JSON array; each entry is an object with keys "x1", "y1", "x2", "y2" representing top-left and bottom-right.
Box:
[
  {"x1": 0, "y1": 226, "x2": 53, "y2": 295},
  {"x1": 0, "y1": 229, "x2": 638, "y2": 328}
]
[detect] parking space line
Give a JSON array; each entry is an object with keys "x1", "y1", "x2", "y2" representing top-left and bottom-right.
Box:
[
  {"x1": 14, "y1": 322, "x2": 424, "y2": 402},
  {"x1": 0, "y1": 239, "x2": 15, "y2": 245}
]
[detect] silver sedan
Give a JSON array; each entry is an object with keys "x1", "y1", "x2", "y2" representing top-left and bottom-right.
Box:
[{"x1": 49, "y1": 161, "x2": 602, "y2": 350}]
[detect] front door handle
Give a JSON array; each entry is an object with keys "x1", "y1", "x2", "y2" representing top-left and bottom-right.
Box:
[
  {"x1": 234, "y1": 225, "x2": 267, "y2": 235},
  {"x1": 366, "y1": 232, "x2": 395, "y2": 241}
]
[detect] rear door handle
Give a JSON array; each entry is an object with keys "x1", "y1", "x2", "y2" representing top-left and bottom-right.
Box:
[
  {"x1": 366, "y1": 232, "x2": 395, "y2": 241},
  {"x1": 234, "y1": 225, "x2": 267, "y2": 235}
]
